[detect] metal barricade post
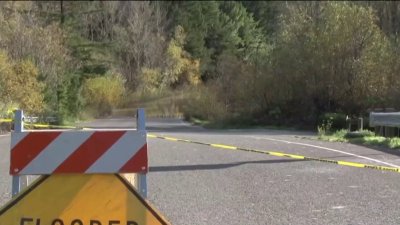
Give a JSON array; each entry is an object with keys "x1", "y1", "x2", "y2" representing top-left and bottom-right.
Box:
[
  {"x1": 11, "y1": 110, "x2": 28, "y2": 197},
  {"x1": 136, "y1": 108, "x2": 148, "y2": 198}
]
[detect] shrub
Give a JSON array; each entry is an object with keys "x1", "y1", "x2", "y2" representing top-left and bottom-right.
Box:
[
  {"x1": 344, "y1": 130, "x2": 375, "y2": 139},
  {"x1": 179, "y1": 85, "x2": 228, "y2": 122},
  {"x1": 388, "y1": 138, "x2": 400, "y2": 149},
  {"x1": 12, "y1": 60, "x2": 45, "y2": 114},
  {"x1": 318, "y1": 113, "x2": 347, "y2": 132},
  {"x1": 0, "y1": 52, "x2": 44, "y2": 115},
  {"x1": 318, "y1": 119, "x2": 333, "y2": 136},
  {"x1": 139, "y1": 68, "x2": 163, "y2": 93},
  {"x1": 82, "y1": 71, "x2": 126, "y2": 117},
  {"x1": 319, "y1": 129, "x2": 348, "y2": 142}
]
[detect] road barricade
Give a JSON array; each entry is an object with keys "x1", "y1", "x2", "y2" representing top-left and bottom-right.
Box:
[{"x1": 0, "y1": 109, "x2": 171, "y2": 225}]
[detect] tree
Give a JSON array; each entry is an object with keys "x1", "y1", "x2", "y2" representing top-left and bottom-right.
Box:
[
  {"x1": 173, "y1": 1, "x2": 266, "y2": 79},
  {"x1": 273, "y1": 2, "x2": 391, "y2": 121},
  {"x1": 0, "y1": 2, "x2": 74, "y2": 117},
  {"x1": 113, "y1": 1, "x2": 168, "y2": 88},
  {"x1": 139, "y1": 25, "x2": 201, "y2": 93},
  {"x1": 242, "y1": 1, "x2": 283, "y2": 37},
  {"x1": 0, "y1": 51, "x2": 44, "y2": 114}
]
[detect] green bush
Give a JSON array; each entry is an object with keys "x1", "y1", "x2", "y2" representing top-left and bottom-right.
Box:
[
  {"x1": 318, "y1": 119, "x2": 333, "y2": 136},
  {"x1": 319, "y1": 129, "x2": 348, "y2": 142},
  {"x1": 318, "y1": 113, "x2": 347, "y2": 131},
  {"x1": 388, "y1": 138, "x2": 400, "y2": 149},
  {"x1": 319, "y1": 129, "x2": 400, "y2": 149},
  {"x1": 344, "y1": 130, "x2": 375, "y2": 139},
  {"x1": 81, "y1": 71, "x2": 126, "y2": 118}
]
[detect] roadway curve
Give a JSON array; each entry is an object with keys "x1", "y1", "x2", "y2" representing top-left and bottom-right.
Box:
[{"x1": 1, "y1": 117, "x2": 400, "y2": 225}]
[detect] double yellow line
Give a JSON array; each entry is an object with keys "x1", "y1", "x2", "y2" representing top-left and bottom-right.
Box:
[{"x1": 147, "y1": 134, "x2": 400, "y2": 174}]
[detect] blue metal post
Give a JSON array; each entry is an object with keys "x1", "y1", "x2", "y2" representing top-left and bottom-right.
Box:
[
  {"x1": 137, "y1": 108, "x2": 147, "y2": 198},
  {"x1": 12, "y1": 110, "x2": 24, "y2": 197}
]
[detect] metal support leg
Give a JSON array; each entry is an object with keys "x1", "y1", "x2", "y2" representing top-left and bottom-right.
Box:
[
  {"x1": 137, "y1": 108, "x2": 146, "y2": 131},
  {"x1": 12, "y1": 110, "x2": 27, "y2": 197},
  {"x1": 11, "y1": 176, "x2": 20, "y2": 197},
  {"x1": 136, "y1": 108, "x2": 147, "y2": 198},
  {"x1": 138, "y1": 174, "x2": 147, "y2": 198}
]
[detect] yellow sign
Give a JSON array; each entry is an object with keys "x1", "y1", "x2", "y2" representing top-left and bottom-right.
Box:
[{"x1": 0, "y1": 174, "x2": 171, "y2": 225}]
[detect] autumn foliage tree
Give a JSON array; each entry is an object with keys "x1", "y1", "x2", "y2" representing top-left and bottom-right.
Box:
[
  {"x1": 271, "y1": 2, "x2": 393, "y2": 122},
  {"x1": 81, "y1": 72, "x2": 126, "y2": 117},
  {"x1": 0, "y1": 1, "x2": 400, "y2": 128},
  {"x1": 0, "y1": 52, "x2": 44, "y2": 114}
]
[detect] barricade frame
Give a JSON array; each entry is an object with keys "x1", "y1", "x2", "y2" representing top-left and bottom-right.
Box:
[{"x1": 11, "y1": 108, "x2": 148, "y2": 198}]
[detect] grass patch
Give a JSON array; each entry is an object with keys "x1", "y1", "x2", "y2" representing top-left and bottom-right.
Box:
[
  {"x1": 190, "y1": 117, "x2": 210, "y2": 127},
  {"x1": 388, "y1": 137, "x2": 400, "y2": 148},
  {"x1": 319, "y1": 129, "x2": 400, "y2": 149}
]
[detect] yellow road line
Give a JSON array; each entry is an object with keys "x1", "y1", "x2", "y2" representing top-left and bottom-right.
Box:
[
  {"x1": 147, "y1": 133, "x2": 400, "y2": 174},
  {"x1": 210, "y1": 144, "x2": 237, "y2": 150},
  {"x1": 9, "y1": 124, "x2": 399, "y2": 173},
  {"x1": 338, "y1": 161, "x2": 365, "y2": 168},
  {"x1": 165, "y1": 137, "x2": 179, "y2": 141}
]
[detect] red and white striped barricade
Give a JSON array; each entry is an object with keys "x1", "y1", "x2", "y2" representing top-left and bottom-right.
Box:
[
  {"x1": 10, "y1": 130, "x2": 147, "y2": 175},
  {"x1": 1, "y1": 110, "x2": 171, "y2": 225},
  {"x1": 10, "y1": 109, "x2": 148, "y2": 198}
]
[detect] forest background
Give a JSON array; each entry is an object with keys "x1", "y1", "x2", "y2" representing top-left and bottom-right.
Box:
[{"x1": 1, "y1": 1, "x2": 399, "y2": 130}]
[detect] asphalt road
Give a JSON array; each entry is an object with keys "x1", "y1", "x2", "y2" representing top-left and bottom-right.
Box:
[{"x1": 1, "y1": 118, "x2": 400, "y2": 225}]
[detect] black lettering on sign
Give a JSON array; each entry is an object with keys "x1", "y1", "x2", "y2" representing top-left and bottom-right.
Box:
[
  {"x1": 19, "y1": 218, "x2": 139, "y2": 225},
  {"x1": 20, "y1": 218, "x2": 33, "y2": 225},
  {"x1": 90, "y1": 220, "x2": 102, "y2": 225},
  {"x1": 71, "y1": 219, "x2": 84, "y2": 225},
  {"x1": 51, "y1": 219, "x2": 64, "y2": 225}
]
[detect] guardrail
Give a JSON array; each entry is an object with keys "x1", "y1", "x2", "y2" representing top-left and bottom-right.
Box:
[
  {"x1": 369, "y1": 112, "x2": 400, "y2": 137},
  {"x1": 369, "y1": 112, "x2": 400, "y2": 127}
]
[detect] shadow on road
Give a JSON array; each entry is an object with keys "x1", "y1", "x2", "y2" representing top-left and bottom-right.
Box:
[{"x1": 149, "y1": 159, "x2": 305, "y2": 172}]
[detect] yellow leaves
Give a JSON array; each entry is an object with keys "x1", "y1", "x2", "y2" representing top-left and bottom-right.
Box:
[
  {"x1": 13, "y1": 59, "x2": 39, "y2": 79},
  {"x1": 139, "y1": 26, "x2": 201, "y2": 92},
  {"x1": 82, "y1": 72, "x2": 126, "y2": 116},
  {"x1": 0, "y1": 51, "x2": 14, "y2": 110},
  {"x1": 140, "y1": 68, "x2": 163, "y2": 92},
  {"x1": 165, "y1": 27, "x2": 201, "y2": 86},
  {"x1": 0, "y1": 52, "x2": 44, "y2": 114},
  {"x1": 0, "y1": 8, "x2": 69, "y2": 88},
  {"x1": 173, "y1": 25, "x2": 187, "y2": 46},
  {"x1": 186, "y1": 59, "x2": 201, "y2": 85},
  {"x1": 166, "y1": 41, "x2": 185, "y2": 79},
  {"x1": 275, "y1": 1, "x2": 394, "y2": 112},
  {"x1": 12, "y1": 60, "x2": 44, "y2": 114},
  {"x1": 0, "y1": 51, "x2": 13, "y2": 76}
]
